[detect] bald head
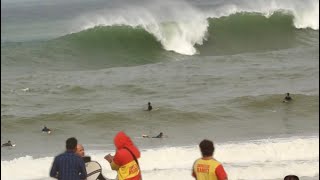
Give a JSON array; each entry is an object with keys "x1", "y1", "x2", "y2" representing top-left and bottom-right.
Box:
[{"x1": 75, "y1": 144, "x2": 85, "y2": 157}]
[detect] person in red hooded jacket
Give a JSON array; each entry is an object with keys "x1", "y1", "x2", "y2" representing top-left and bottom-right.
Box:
[{"x1": 104, "y1": 131, "x2": 142, "y2": 180}]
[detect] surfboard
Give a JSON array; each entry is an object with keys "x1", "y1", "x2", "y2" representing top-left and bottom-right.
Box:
[
  {"x1": 42, "y1": 130, "x2": 51, "y2": 134},
  {"x1": 144, "y1": 108, "x2": 159, "y2": 111},
  {"x1": 141, "y1": 134, "x2": 168, "y2": 138},
  {"x1": 1, "y1": 144, "x2": 15, "y2": 147},
  {"x1": 85, "y1": 161, "x2": 102, "y2": 180},
  {"x1": 85, "y1": 160, "x2": 115, "y2": 180}
]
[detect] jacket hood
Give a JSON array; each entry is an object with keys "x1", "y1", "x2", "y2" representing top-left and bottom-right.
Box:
[
  {"x1": 114, "y1": 131, "x2": 141, "y2": 159},
  {"x1": 114, "y1": 131, "x2": 134, "y2": 150}
]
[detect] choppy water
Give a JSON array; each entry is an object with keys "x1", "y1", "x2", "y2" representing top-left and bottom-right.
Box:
[{"x1": 1, "y1": 0, "x2": 319, "y2": 179}]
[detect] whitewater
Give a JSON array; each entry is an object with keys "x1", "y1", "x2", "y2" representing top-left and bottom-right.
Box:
[
  {"x1": 47, "y1": 0, "x2": 319, "y2": 55},
  {"x1": 2, "y1": 136, "x2": 318, "y2": 180}
]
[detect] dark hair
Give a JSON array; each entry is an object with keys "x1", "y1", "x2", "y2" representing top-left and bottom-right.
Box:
[
  {"x1": 199, "y1": 139, "x2": 214, "y2": 157},
  {"x1": 284, "y1": 175, "x2": 299, "y2": 180},
  {"x1": 66, "y1": 137, "x2": 77, "y2": 150}
]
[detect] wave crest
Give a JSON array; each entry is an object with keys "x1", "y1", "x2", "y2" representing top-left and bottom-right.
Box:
[{"x1": 63, "y1": 11, "x2": 314, "y2": 56}]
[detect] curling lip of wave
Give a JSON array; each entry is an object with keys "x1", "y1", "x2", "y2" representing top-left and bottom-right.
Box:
[{"x1": 60, "y1": 11, "x2": 315, "y2": 56}]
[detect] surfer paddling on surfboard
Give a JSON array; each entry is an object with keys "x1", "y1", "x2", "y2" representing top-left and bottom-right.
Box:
[
  {"x1": 142, "y1": 132, "x2": 164, "y2": 138},
  {"x1": 42, "y1": 125, "x2": 52, "y2": 134},
  {"x1": 1, "y1": 140, "x2": 15, "y2": 147}
]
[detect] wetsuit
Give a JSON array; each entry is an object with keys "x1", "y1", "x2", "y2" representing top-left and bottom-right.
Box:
[
  {"x1": 2, "y1": 142, "x2": 12, "y2": 147},
  {"x1": 285, "y1": 96, "x2": 292, "y2": 101},
  {"x1": 152, "y1": 133, "x2": 163, "y2": 138}
]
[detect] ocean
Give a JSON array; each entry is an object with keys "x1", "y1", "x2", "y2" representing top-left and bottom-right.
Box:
[{"x1": 1, "y1": 0, "x2": 319, "y2": 179}]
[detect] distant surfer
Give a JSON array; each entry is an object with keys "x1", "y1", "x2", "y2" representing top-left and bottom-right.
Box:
[
  {"x1": 143, "y1": 132, "x2": 164, "y2": 138},
  {"x1": 2, "y1": 140, "x2": 13, "y2": 147},
  {"x1": 152, "y1": 132, "x2": 163, "y2": 138},
  {"x1": 283, "y1": 93, "x2": 292, "y2": 103},
  {"x1": 147, "y1": 102, "x2": 152, "y2": 111},
  {"x1": 42, "y1": 126, "x2": 51, "y2": 134}
]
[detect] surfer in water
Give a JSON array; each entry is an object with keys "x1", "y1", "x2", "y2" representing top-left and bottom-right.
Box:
[
  {"x1": 2, "y1": 140, "x2": 13, "y2": 147},
  {"x1": 147, "y1": 102, "x2": 152, "y2": 111},
  {"x1": 283, "y1": 93, "x2": 292, "y2": 103},
  {"x1": 152, "y1": 132, "x2": 163, "y2": 138},
  {"x1": 42, "y1": 126, "x2": 51, "y2": 133},
  {"x1": 143, "y1": 132, "x2": 164, "y2": 138}
]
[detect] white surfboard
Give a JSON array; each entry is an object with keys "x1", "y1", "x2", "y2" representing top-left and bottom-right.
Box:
[
  {"x1": 42, "y1": 130, "x2": 52, "y2": 134},
  {"x1": 1, "y1": 144, "x2": 15, "y2": 147},
  {"x1": 85, "y1": 161, "x2": 102, "y2": 180},
  {"x1": 86, "y1": 160, "x2": 115, "y2": 180}
]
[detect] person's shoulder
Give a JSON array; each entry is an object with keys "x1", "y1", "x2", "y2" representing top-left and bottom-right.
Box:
[
  {"x1": 117, "y1": 148, "x2": 129, "y2": 155},
  {"x1": 65, "y1": 153, "x2": 84, "y2": 162},
  {"x1": 194, "y1": 158, "x2": 203, "y2": 163},
  {"x1": 57, "y1": 151, "x2": 77, "y2": 158},
  {"x1": 75, "y1": 155, "x2": 85, "y2": 162},
  {"x1": 82, "y1": 156, "x2": 91, "y2": 163},
  {"x1": 116, "y1": 148, "x2": 137, "y2": 159},
  {"x1": 70, "y1": 152, "x2": 82, "y2": 159},
  {"x1": 212, "y1": 158, "x2": 224, "y2": 166},
  {"x1": 55, "y1": 152, "x2": 66, "y2": 160}
]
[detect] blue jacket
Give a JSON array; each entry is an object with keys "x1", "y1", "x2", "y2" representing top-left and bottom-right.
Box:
[{"x1": 50, "y1": 150, "x2": 87, "y2": 180}]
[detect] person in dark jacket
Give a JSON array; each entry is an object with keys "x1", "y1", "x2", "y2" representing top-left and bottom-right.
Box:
[{"x1": 50, "y1": 137, "x2": 87, "y2": 180}]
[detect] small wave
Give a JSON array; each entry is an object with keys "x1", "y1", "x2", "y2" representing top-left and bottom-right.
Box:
[{"x1": 228, "y1": 93, "x2": 318, "y2": 109}]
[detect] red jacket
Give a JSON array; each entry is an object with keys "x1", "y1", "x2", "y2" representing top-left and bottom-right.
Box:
[{"x1": 112, "y1": 131, "x2": 141, "y2": 180}]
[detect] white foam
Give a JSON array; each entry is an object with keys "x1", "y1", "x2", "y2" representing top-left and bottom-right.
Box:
[
  {"x1": 1, "y1": 136, "x2": 318, "y2": 180},
  {"x1": 69, "y1": 0, "x2": 318, "y2": 55},
  {"x1": 21, "y1": 88, "x2": 29, "y2": 92},
  {"x1": 205, "y1": 0, "x2": 319, "y2": 30},
  {"x1": 72, "y1": 1, "x2": 208, "y2": 55}
]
